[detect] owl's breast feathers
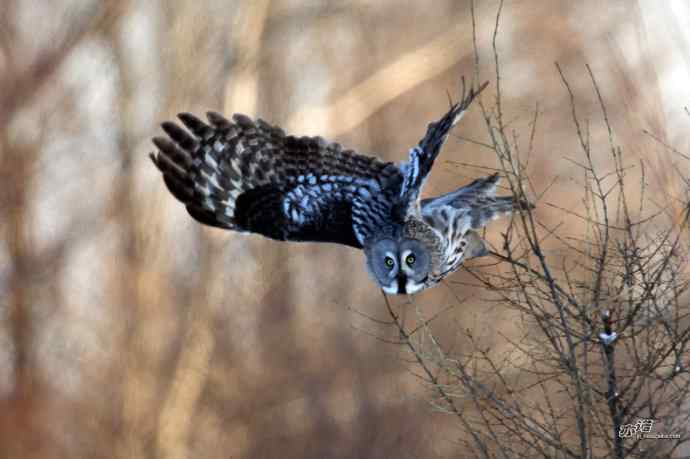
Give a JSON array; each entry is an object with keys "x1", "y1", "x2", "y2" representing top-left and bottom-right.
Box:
[{"x1": 150, "y1": 112, "x2": 404, "y2": 248}]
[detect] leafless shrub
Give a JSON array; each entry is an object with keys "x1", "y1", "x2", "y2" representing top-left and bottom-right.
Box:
[{"x1": 378, "y1": 3, "x2": 690, "y2": 458}]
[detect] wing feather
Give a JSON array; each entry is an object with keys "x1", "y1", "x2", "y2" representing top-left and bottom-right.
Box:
[
  {"x1": 400, "y1": 79, "x2": 489, "y2": 207},
  {"x1": 422, "y1": 173, "x2": 534, "y2": 230},
  {"x1": 151, "y1": 112, "x2": 403, "y2": 247}
]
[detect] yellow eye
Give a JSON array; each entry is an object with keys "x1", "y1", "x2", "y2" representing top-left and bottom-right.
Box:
[
  {"x1": 406, "y1": 254, "x2": 416, "y2": 265},
  {"x1": 384, "y1": 257, "x2": 395, "y2": 269}
]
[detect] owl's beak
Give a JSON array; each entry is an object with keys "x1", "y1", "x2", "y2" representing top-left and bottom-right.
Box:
[{"x1": 396, "y1": 274, "x2": 407, "y2": 294}]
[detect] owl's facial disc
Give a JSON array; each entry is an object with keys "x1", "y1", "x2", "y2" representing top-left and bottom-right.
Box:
[{"x1": 367, "y1": 238, "x2": 430, "y2": 295}]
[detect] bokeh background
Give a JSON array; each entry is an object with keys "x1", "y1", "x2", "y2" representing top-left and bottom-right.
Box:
[{"x1": 1, "y1": 0, "x2": 689, "y2": 457}]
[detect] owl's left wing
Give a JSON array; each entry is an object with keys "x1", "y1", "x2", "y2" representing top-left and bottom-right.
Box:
[
  {"x1": 421, "y1": 173, "x2": 533, "y2": 271},
  {"x1": 422, "y1": 173, "x2": 533, "y2": 231},
  {"x1": 151, "y1": 112, "x2": 403, "y2": 248}
]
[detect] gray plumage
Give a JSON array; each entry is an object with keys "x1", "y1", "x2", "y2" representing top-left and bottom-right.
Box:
[{"x1": 150, "y1": 79, "x2": 533, "y2": 294}]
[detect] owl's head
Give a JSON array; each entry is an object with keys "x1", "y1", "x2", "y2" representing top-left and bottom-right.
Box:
[
  {"x1": 364, "y1": 219, "x2": 441, "y2": 295},
  {"x1": 365, "y1": 238, "x2": 432, "y2": 294}
]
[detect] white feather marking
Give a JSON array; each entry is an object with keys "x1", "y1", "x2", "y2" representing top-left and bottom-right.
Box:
[
  {"x1": 382, "y1": 283, "x2": 398, "y2": 294},
  {"x1": 212, "y1": 140, "x2": 225, "y2": 152},
  {"x1": 358, "y1": 188, "x2": 371, "y2": 198},
  {"x1": 400, "y1": 147, "x2": 422, "y2": 197},
  {"x1": 410, "y1": 148, "x2": 421, "y2": 179},
  {"x1": 203, "y1": 171, "x2": 221, "y2": 189},
  {"x1": 354, "y1": 226, "x2": 365, "y2": 245},
  {"x1": 405, "y1": 280, "x2": 425, "y2": 294},
  {"x1": 366, "y1": 179, "x2": 381, "y2": 191},
  {"x1": 299, "y1": 195, "x2": 310, "y2": 209},
  {"x1": 322, "y1": 183, "x2": 333, "y2": 192},
  {"x1": 196, "y1": 183, "x2": 211, "y2": 196},
  {"x1": 308, "y1": 175, "x2": 317, "y2": 185},
  {"x1": 204, "y1": 153, "x2": 219, "y2": 169},
  {"x1": 230, "y1": 159, "x2": 242, "y2": 176}
]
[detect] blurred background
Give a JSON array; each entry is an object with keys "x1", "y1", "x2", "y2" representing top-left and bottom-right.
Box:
[{"x1": 1, "y1": 0, "x2": 689, "y2": 457}]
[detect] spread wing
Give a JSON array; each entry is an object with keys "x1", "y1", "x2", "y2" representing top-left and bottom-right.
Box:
[
  {"x1": 150, "y1": 112, "x2": 403, "y2": 248},
  {"x1": 421, "y1": 173, "x2": 532, "y2": 231},
  {"x1": 421, "y1": 173, "x2": 534, "y2": 272},
  {"x1": 399, "y1": 79, "x2": 489, "y2": 212}
]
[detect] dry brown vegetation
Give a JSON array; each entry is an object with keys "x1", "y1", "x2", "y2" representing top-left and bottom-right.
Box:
[{"x1": 1, "y1": 1, "x2": 689, "y2": 458}]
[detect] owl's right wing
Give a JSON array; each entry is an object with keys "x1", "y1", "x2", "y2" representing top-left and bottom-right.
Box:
[
  {"x1": 150, "y1": 112, "x2": 403, "y2": 248},
  {"x1": 399, "y1": 79, "x2": 489, "y2": 207}
]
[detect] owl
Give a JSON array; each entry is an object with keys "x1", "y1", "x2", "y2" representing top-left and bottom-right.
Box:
[{"x1": 150, "y1": 79, "x2": 532, "y2": 294}]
